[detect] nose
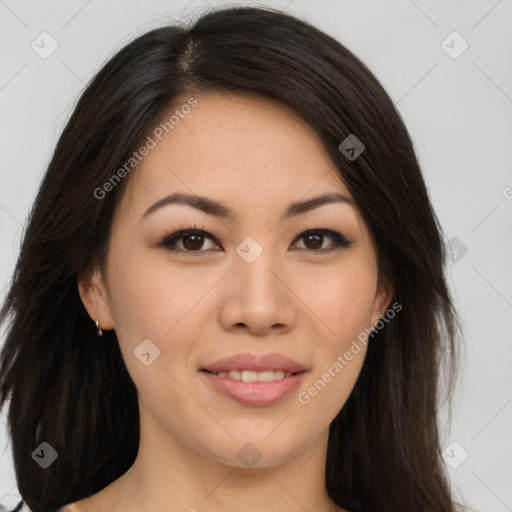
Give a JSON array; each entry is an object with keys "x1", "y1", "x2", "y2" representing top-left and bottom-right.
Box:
[{"x1": 217, "y1": 243, "x2": 297, "y2": 336}]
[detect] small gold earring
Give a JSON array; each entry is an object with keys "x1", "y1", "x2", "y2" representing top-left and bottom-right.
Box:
[{"x1": 95, "y1": 319, "x2": 103, "y2": 336}]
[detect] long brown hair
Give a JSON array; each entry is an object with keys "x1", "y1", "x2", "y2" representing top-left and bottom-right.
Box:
[{"x1": 0, "y1": 6, "x2": 461, "y2": 511}]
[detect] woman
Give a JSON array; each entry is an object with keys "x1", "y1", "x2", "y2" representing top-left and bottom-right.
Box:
[{"x1": 0, "y1": 5, "x2": 462, "y2": 512}]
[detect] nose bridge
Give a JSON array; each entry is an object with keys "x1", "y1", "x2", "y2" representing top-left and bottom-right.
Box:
[{"x1": 234, "y1": 234, "x2": 281, "y2": 299}]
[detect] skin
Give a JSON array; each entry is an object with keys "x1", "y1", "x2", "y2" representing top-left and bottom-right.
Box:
[{"x1": 75, "y1": 92, "x2": 392, "y2": 512}]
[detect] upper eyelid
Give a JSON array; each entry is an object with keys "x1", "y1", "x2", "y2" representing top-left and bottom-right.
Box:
[{"x1": 164, "y1": 227, "x2": 340, "y2": 240}]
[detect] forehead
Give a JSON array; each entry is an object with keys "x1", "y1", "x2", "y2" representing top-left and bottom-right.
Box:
[{"x1": 122, "y1": 92, "x2": 353, "y2": 214}]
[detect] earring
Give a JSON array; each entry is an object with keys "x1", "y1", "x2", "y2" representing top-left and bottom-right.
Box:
[{"x1": 95, "y1": 320, "x2": 103, "y2": 337}]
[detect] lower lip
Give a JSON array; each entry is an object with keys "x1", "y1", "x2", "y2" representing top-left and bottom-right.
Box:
[{"x1": 201, "y1": 370, "x2": 306, "y2": 406}]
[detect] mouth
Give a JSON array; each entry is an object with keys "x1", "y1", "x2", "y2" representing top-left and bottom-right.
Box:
[
  {"x1": 200, "y1": 352, "x2": 307, "y2": 406},
  {"x1": 201, "y1": 369, "x2": 304, "y2": 382}
]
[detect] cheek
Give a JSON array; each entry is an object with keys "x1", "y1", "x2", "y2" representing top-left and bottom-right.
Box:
[
  {"x1": 104, "y1": 252, "x2": 207, "y2": 410},
  {"x1": 105, "y1": 249, "x2": 224, "y2": 397},
  {"x1": 306, "y1": 258, "x2": 378, "y2": 341},
  {"x1": 298, "y1": 272, "x2": 372, "y2": 420},
  {"x1": 297, "y1": 257, "x2": 376, "y2": 411},
  {"x1": 106, "y1": 248, "x2": 214, "y2": 340}
]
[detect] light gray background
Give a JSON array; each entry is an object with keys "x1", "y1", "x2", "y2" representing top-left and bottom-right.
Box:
[{"x1": 1, "y1": 0, "x2": 511, "y2": 510}]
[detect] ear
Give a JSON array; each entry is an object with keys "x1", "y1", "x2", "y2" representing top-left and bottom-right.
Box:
[
  {"x1": 77, "y1": 266, "x2": 115, "y2": 331},
  {"x1": 370, "y1": 273, "x2": 394, "y2": 328}
]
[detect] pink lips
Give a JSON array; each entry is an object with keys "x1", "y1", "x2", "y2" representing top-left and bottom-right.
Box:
[
  {"x1": 201, "y1": 352, "x2": 307, "y2": 406},
  {"x1": 203, "y1": 352, "x2": 306, "y2": 373}
]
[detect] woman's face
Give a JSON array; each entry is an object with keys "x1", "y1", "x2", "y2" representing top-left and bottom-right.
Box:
[{"x1": 81, "y1": 92, "x2": 391, "y2": 469}]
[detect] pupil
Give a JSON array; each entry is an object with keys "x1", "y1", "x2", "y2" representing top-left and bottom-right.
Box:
[
  {"x1": 183, "y1": 234, "x2": 203, "y2": 250},
  {"x1": 306, "y1": 234, "x2": 322, "y2": 249}
]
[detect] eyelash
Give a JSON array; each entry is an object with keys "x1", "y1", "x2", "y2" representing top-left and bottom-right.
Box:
[{"x1": 157, "y1": 222, "x2": 354, "y2": 255}]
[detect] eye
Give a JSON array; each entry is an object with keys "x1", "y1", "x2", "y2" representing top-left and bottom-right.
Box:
[
  {"x1": 291, "y1": 229, "x2": 354, "y2": 253},
  {"x1": 157, "y1": 226, "x2": 354, "y2": 254},
  {"x1": 158, "y1": 228, "x2": 221, "y2": 254}
]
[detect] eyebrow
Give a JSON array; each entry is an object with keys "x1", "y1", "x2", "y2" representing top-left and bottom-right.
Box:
[{"x1": 140, "y1": 191, "x2": 355, "y2": 222}]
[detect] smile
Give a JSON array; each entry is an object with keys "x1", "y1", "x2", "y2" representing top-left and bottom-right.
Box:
[{"x1": 206, "y1": 369, "x2": 296, "y2": 381}]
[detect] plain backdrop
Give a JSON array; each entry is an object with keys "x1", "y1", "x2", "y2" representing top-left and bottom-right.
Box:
[{"x1": 1, "y1": 1, "x2": 511, "y2": 511}]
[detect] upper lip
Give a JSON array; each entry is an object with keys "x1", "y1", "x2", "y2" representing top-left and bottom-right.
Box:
[{"x1": 202, "y1": 353, "x2": 306, "y2": 373}]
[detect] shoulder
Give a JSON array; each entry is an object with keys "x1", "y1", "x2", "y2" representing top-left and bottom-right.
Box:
[{"x1": 59, "y1": 501, "x2": 87, "y2": 512}]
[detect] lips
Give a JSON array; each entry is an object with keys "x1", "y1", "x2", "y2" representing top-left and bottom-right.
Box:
[
  {"x1": 202, "y1": 352, "x2": 306, "y2": 374},
  {"x1": 200, "y1": 352, "x2": 307, "y2": 406}
]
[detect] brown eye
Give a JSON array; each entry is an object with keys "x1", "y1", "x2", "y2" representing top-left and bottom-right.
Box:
[
  {"x1": 292, "y1": 229, "x2": 353, "y2": 252},
  {"x1": 158, "y1": 230, "x2": 220, "y2": 253},
  {"x1": 302, "y1": 233, "x2": 324, "y2": 250},
  {"x1": 158, "y1": 227, "x2": 353, "y2": 255},
  {"x1": 182, "y1": 233, "x2": 207, "y2": 251}
]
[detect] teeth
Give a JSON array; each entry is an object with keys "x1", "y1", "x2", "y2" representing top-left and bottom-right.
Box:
[{"x1": 215, "y1": 370, "x2": 293, "y2": 381}]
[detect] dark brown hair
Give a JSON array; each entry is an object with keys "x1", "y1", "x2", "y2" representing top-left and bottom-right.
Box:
[{"x1": 0, "y1": 5, "x2": 461, "y2": 511}]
